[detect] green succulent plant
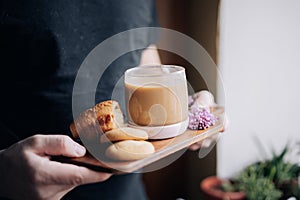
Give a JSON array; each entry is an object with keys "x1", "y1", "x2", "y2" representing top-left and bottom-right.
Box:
[
  {"x1": 222, "y1": 144, "x2": 300, "y2": 200},
  {"x1": 233, "y1": 165, "x2": 282, "y2": 200}
]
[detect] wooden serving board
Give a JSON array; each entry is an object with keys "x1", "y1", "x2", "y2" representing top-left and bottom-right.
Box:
[{"x1": 52, "y1": 106, "x2": 224, "y2": 174}]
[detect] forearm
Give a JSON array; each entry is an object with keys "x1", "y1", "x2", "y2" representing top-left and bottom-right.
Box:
[{"x1": 140, "y1": 44, "x2": 161, "y2": 66}]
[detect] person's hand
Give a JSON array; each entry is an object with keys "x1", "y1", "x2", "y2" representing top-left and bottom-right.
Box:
[
  {"x1": 189, "y1": 114, "x2": 229, "y2": 151},
  {"x1": 0, "y1": 134, "x2": 111, "y2": 200}
]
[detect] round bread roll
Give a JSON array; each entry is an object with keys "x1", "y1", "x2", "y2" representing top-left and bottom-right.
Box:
[
  {"x1": 105, "y1": 140, "x2": 155, "y2": 161},
  {"x1": 70, "y1": 100, "x2": 124, "y2": 139},
  {"x1": 100, "y1": 127, "x2": 148, "y2": 143}
]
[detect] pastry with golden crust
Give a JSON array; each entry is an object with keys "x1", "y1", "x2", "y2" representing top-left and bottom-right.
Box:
[{"x1": 70, "y1": 100, "x2": 124, "y2": 139}]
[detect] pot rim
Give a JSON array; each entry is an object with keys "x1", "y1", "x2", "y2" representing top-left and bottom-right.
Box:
[{"x1": 200, "y1": 176, "x2": 246, "y2": 199}]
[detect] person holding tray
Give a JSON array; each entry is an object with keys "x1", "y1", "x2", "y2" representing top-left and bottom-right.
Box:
[{"x1": 0, "y1": 0, "x2": 220, "y2": 199}]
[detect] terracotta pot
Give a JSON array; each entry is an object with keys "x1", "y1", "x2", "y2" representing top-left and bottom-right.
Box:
[{"x1": 200, "y1": 176, "x2": 246, "y2": 200}]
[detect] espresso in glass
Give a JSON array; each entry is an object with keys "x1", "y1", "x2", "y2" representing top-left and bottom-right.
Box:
[{"x1": 125, "y1": 65, "x2": 188, "y2": 127}]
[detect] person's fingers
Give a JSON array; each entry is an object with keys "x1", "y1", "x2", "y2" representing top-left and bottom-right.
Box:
[
  {"x1": 189, "y1": 143, "x2": 202, "y2": 151},
  {"x1": 189, "y1": 133, "x2": 221, "y2": 151},
  {"x1": 43, "y1": 185, "x2": 75, "y2": 200},
  {"x1": 220, "y1": 114, "x2": 229, "y2": 132},
  {"x1": 44, "y1": 159, "x2": 111, "y2": 186},
  {"x1": 25, "y1": 134, "x2": 86, "y2": 157},
  {"x1": 54, "y1": 187, "x2": 75, "y2": 200},
  {"x1": 189, "y1": 138, "x2": 213, "y2": 151}
]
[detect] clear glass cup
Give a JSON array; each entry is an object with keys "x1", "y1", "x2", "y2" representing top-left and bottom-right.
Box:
[{"x1": 124, "y1": 65, "x2": 188, "y2": 139}]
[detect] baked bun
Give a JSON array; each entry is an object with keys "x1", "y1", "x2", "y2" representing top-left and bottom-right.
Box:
[
  {"x1": 100, "y1": 127, "x2": 148, "y2": 143},
  {"x1": 105, "y1": 140, "x2": 155, "y2": 161},
  {"x1": 70, "y1": 100, "x2": 124, "y2": 139}
]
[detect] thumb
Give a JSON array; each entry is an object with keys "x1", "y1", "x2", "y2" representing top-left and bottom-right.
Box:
[{"x1": 27, "y1": 134, "x2": 86, "y2": 157}]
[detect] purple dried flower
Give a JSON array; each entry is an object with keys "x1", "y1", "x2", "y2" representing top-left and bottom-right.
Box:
[{"x1": 188, "y1": 107, "x2": 216, "y2": 130}]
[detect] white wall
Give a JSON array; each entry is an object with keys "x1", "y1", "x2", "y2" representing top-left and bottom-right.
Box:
[{"x1": 217, "y1": 0, "x2": 300, "y2": 178}]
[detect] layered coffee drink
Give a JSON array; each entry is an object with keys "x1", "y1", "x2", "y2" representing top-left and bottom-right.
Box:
[{"x1": 125, "y1": 65, "x2": 188, "y2": 127}]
